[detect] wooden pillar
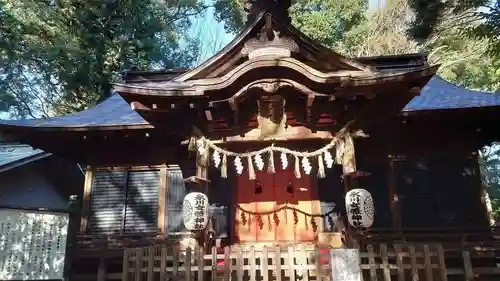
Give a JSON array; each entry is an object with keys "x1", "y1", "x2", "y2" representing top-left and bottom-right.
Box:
[
  {"x1": 158, "y1": 168, "x2": 168, "y2": 234},
  {"x1": 80, "y1": 168, "x2": 93, "y2": 233},
  {"x1": 471, "y1": 151, "x2": 495, "y2": 227},
  {"x1": 63, "y1": 195, "x2": 80, "y2": 281},
  {"x1": 388, "y1": 156, "x2": 402, "y2": 232},
  {"x1": 343, "y1": 175, "x2": 360, "y2": 248},
  {"x1": 194, "y1": 152, "x2": 210, "y2": 250}
]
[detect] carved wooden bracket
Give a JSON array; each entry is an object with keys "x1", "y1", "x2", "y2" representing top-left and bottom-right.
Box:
[
  {"x1": 248, "y1": 81, "x2": 293, "y2": 93},
  {"x1": 257, "y1": 95, "x2": 287, "y2": 139},
  {"x1": 241, "y1": 30, "x2": 299, "y2": 59}
]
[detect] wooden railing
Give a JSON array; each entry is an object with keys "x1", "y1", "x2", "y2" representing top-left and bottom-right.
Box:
[
  {"x1": 71, "y1": 228, "x2": 500, "y2": 281},
  {"x1": 117, "y1": 243, "x2": 500, "y2": 281},
  {"x1": 76, "y1": 233, "x2": 162, "y2": 250},
  {"x1": 75, "y1": 227, "x2": 500, "y2": 251},
  {"x1": 363, "y1": 227, "x2": 499, "y2": 244}
]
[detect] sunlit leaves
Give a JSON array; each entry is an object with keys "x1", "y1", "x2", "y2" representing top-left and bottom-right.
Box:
[{"x1": 0, "y1": 0, "x2": 204, "y2": 117}]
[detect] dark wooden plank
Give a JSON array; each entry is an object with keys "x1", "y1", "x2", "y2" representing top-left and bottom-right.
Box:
[
  {"x1": 314, "y1": 247, "x2": 322, "y2": 281},
  {"x1": 198, "y1": 247, "x2": 204, "y2": 281},
  {"x1": 185, "y1": 248, "x2": 192, "y2": 281},
  {"x1": 367, "y1": 244, "x2": 377, "y2": 281},
  {"x1": 212, "y1": 246, "x2": 218, "y2": 281},
  {"x1": 380, "y1": 244, "x2": 391, "y2": 281},
  {"x1": 409, "y1": 245, "x2": 419, "y2": 281},
  {"x1": 473, "y1": 267, "x2": 500, "y2": 275},
  {"x1": 423, "y1": 245, "x2": 433, "y2": 281},
  {"x1": 462, "y1": 250, "x2": 474, "y2": 280},
  {"x1": 161, "y1": 246, "x2": 168, "y2": 281},
  {"x1": 135, "y1": 248, "x2": 142, "y2": 281},
  {"x1": 122, "y1": 250, "x2": 130, "y2": 281},
  {"x1": 436, "y1": 245, "x2": 448, "y2": 281},
  {"x1": 97, "y1": 256, "x2": 106, "y2": 281},
  {"x1": 223, "y1": 246, "x2": 231, "y2": 281},
  {"x1": 394, "y1": 244, "x2": 406, "y2": 281},
  {"x1": 147, "y1": 247, "x2": 154, "y2": 281}
]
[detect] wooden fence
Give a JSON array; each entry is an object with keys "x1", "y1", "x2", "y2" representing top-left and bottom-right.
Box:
[{"x1": 120, "y1": 243, "x2": 500, "y2": 281}]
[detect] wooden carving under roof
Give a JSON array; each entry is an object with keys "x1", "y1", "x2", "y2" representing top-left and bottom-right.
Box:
[{"x1": 114, "y1": 0, "x2": 439, "y2": 141}]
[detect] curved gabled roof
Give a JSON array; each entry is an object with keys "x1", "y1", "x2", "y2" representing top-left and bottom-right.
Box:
[
  {"x1": 0, "y1": 94, "x2": 149, "y2": 129},
  {"x1": 403, "y1": 76, "x2": 500, "y2": 112},
  {"x1": 0, "y1": 75, "x2": 498, "y2": 129}
]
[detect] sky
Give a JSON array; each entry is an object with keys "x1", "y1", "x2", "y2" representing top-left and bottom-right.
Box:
[{"x1": 189, "y1": 2, "x2": 234, "y2": 62}]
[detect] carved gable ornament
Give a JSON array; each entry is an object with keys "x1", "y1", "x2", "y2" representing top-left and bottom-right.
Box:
[{"x1": 241, "y1": 30, "x2": 299, "y2": 59}]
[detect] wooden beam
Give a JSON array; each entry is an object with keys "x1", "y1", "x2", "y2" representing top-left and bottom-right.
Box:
[
  {"x1": 388, "y1": 157, "x2": 402, "y2": 231},
  {"x1": 210, "y1": 126, "x2": 336, "y2": 143},
  {"x1": 158, "y1": 168, "x2": 167, "y2": 234},
  {"x1": 130, "y1": 101, "x2": 151, "y2": 111},
  {"x1": 183, "y1": 176, "x2": 211, "y2": 184},
  {"x1": 80, "y1": 168, "x2": 93, "y2": 233},
  {"x1": 94, "y1": 165, "x2": 169, "y2": 172}
]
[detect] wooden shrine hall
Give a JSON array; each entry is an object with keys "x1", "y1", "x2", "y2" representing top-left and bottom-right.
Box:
[{"x1": 1, "y1": 0, "x2": 500, "y2": 280}]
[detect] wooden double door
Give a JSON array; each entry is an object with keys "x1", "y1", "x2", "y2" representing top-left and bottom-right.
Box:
[{"x1": 234, "y1": 167, "x2": 319, "y2": 244}]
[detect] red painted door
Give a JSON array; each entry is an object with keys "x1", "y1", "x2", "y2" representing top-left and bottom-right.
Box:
[{"x1": 234, "y1": 167, "x2": 317, "y2": 243}]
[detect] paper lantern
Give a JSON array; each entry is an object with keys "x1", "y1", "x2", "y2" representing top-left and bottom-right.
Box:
[
  {"x1": 183, "y1": 192, "x2": 209, "y2": 231},
  {"x1": 345, "y1": 189, "x2": 374, "y2": 228}
]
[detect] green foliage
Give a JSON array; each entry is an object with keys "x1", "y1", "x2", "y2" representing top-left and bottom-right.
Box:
[
  {"x1": 212, "y1": 0, "x2": 246, "y2": 35},
  {"x1": 0, "y1": 0, "x2": 204, "y2": 118},
  {"x1": 425, "y1": 23, "x2": 500, "y2": 92},
  {"x1": 408, "y1": 0, "x2": 499, "y2": 56},
  {"x1": 472, "y1": 2, "x2": 500, "y2": 55},
  {"x1": 213, "y1": 0, "x2": 369, "y2": 53},
  {"x1": 342, "y1": 0, "x2": 420, "y2": 56},
  {"x1": 479, "y1": 146, "x2": 500, "y2": 219},
  {"x1": 408, "y1": 0, "x2": 489, "y2": 40},
  {"x1": 290, "y1": 0, "x2": 368, "y2": 51}
]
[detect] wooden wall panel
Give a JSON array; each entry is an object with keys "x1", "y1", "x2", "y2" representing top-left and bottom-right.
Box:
[{"x1": 393, "y1": 153, "x2": 487, "y2": 228}]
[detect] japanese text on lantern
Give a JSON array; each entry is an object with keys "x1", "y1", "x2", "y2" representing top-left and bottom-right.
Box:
[
  {"x1": 194, "y1": 194, "x2": 206, "y2": 230},
  {"x1": 348, "y1": 191, "x2": 362, "y2": 227}
]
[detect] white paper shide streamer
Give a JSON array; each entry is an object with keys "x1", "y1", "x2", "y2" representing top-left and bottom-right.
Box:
[
  {"x1": 254, "y1": 154, "x2": 265, "y2": 171},
  {"x1": 301, "y1": 156, "x2": 312, "y2": 175},
  {"x1": 324, "y1": 150, "x2": 334, "y2": 168},
  {"x1": 213, "y1": 151, "x2": 221, "y2": 168},
  {"x1": 193, "y1": 130, "x2": 356, "y2": 179},
  {"x1": 234, "y1": 156, "x2": 243, "y2": 175},
  {"x1": 197, "y1": 139, "x2": 206, "y2": 156},
  {"x1": 280, "y1": 152, "x2": 288, "y2": 169}
]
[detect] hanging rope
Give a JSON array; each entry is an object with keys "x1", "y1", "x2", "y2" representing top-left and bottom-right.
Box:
[
  {"x1": 200, "y1": 137, "x2": 340, "y2": 158},
  {"x1": 235, "y1": 204, "x2": 338, "y2": 218}
]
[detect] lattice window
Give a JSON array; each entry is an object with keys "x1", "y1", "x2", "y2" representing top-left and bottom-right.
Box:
[
  {"x1": 90, "y1": 170, "x2": 159, "y2": 234},
  {"x1": 166, "y1": 166, "x2": 189, "y2": 235},
  {"x1": 0, "y1": 209, "x2": 69, "y2": 280}
]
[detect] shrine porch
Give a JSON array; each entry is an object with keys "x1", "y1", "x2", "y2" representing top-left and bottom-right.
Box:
[{"x1": 69, "y1": 227, "x2": 500, "y2": 281}]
